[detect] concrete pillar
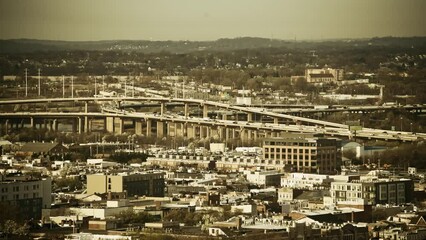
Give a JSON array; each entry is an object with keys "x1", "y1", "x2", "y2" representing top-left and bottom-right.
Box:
[
  {"x1": 114, "y1": 118, "x2": 124, "y2": 134},
  {"x1": 135, "y1": 121, "x2": 143, "y2": 135},
  {"x1": 203, "y1": 105, "x2": 208, "y2": 118},
  {"x1": 232, "y1": 128, "x2": 236, "y2": 139},
  {"x1": 222, "y1": 114, "x2": 227, "y2": 121},
  {"x1": 184, "y1": 103, "x2": 189, "y2": 118},
  {"x1": 187, "y1": 125, "x2": 195, "y2": 139},
  {"x1": 225, "y1": 128, "x2": 230, "y2": 140},
  {"x1": 175, "y1": 123, "x2": 182, "y2": 137},
  {"x1": 146, "y1": 119, "x2": 152, "y2": 137},
  {"x1": 199, "y1": 126, "x2": 205, "y2": 138},
  {"x1": 240, "y1": 128, "x2": 247, "y2": 142},
  {"x1": 182, "y1": 123, "x2": 187, "y2": 138},
  {"x1": 4, "y1": 120, "x2": 9, "y2": 134},
  {"x1": 106, "y1": 117, "x2": 115, "y2": 133},
  {"x1": 247, "y1": 113, "x2": 253, "y2": 122},
  {"x1": 160, "y1": 103, "x2": 165, "y2": 116},
  {"x1": 218, "y1": 127, "x2": 224, "y2": 140},
  {"x1": 87, "y1": 119, "x2": 92, "y2": 132},
  {"x1": 30, "y1": 117, "x2": 34, "y2": 129},
  {"x1": 157, "y1": 121, "x2": 165, "y2": 137},
  {"x1": 53, "y1": 119, "x2": 58, "y2": 131},
  {"x1": 274, "y1": 117, "x2": 279, "y2": 124},
  {"x1": 206, "y1": 126, "x2": 211, "y2": 138},
  {"x1": 78, "y1": 117, "x2": 82, "y2": 134}
]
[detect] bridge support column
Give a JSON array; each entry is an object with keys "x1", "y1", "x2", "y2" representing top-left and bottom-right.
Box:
[
  {"x1": 240, "y1": 129, "x2": 247, "y2": 143},
  {"x1": 184, "y1": 103, "x2": 189, "y2": 118},
  {"x1": 187, "y1": 125, "x2": 195, "y2": 139},
  {"x1": 157, "y1": 121, "x2": 165, "y2": 138},
  {"x1": 160, "y1": 103, "x2": 165, "y2": 116},
  {"x1": 87, "y1": 119, "x2": 92, "y2": 132},
  {"x1": 135, "y1": 121, "x2": 143, "y2": 135},
  {"x1": 53, "y1": 119, "x2": 58, "y2": 131},
  {"x1": 217, "y1": 127, "x2": 222, "y2": 140},
  {"x1": 106, "y1": 117, "x2": 115, "y2": 133},
  {"x1": 182, "y1": 123, "x2": 187, "y2": 138},
  {"x1": 203, "y1": 105, "x2": 208, "y2": 118},
  {"x1": 206, "y1": 126, "x2": 211, "y2": 139},
  {"x1": 178, "y1": 123, "x2": 184, "y2": 137},
  {"x1": 78, "y1": 118, "x2": 82, "y2": 134},
  {"x1": 199, "y1": 126, "x2": 205, "y2": 139},
  {"x1": 232, "y1": 128, "x2": 236, "y2": 139},
  {"x1": 210, "y1": 127, "x2": 218, "y2": 140},
  {"x1": 274, "y1": 117, "x2": 279, "y2": 124},
  {"x1": 146, "y1": 119, "x2": 152, "y2": 137},
  {"x1": 114, "y1": 118, "x2": 124, "y2": 134},
  {"x1": 30, "y1": 117, "x2": 34, "y2": 129},
  {"x1": 247, "y1": 113, "x2": 253, "y2": 122},
  {"x1": 222, "y1": 114, "x2": 227, "y2": 121},
  {"x1": 4, "y1": 120, "x2": 9, "y2": 134},
  {"x1": 225, "y1": 128, "x2": 230, "y2": 141}
]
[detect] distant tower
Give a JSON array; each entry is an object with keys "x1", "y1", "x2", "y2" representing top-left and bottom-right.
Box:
[{"x1": 25, "y1": 68, "x2": 28, "y2": 97}]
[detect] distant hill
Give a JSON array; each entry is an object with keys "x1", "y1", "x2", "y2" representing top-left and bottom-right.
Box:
[{"x1": 1, "y1": 37, "x2": 426, "y2": 54}]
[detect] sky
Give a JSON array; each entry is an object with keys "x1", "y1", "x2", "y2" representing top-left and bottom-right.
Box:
[{"x1": 0, "y1": 0, "x2": 425, "y2": 41}]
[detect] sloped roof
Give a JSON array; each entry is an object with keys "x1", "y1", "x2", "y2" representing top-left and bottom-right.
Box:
[
  {"x1": 20, "y1": 142, "x2": 62, "y2": 153},
  {"x1": 0, "y1": 140, "x2": 12, "y2": 146},
  {"x1": 295, "y1": 190, "x2": 329, "y2": 201}
]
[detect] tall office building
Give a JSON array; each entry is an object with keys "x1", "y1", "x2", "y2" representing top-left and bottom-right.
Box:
[{"x1": 263, "y1": 134, "x2": 341, "y2": 174}]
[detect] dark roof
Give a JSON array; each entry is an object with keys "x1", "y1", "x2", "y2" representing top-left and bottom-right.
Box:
[
  {"x1": 309, "y1": 73, "x2": 334, "y2": 78},
  {"x1": 295, "y1": 190, "x2": 329, "y2": 201},
  {"x1": 20, "y1": 142, "x2": 63, "y2": 153}
]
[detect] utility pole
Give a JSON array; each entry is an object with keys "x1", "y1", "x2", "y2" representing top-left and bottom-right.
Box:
[
  {"x1": 71, "y1": 76, "x2": 74, "y2": 98},
  {"x1": 124, "y1": 77, "x2": 127, "y2": 97},
  {"x1": 25, "y1": 68, "x2": 28, "y2": 97},
  {"x1": 38, "y1": 68, "x2": 41, "y2": 96},
  {"x1": 132, "y1": 79, "x2": 134, "y2": 98},
  {"x1": 94, "y1": 76, "x2": 97, "y2": 97},
  {"x1": 182, "y1": 79, "x2": 185, "y2": 99},
  {"x1": 62, "y1": 75, "x2": 65, "y2": 98}
]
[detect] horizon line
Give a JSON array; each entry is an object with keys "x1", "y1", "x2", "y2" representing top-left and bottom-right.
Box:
[{"x1": 2, "y1": 35, "x2": 426, "y2": 43}]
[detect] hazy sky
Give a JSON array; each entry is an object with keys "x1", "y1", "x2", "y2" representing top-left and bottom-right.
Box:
[{"x1": 0, "y1": 0, "x2": 425, "y2": 41}]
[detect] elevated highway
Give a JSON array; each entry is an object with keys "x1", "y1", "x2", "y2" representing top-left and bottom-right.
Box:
[{"x1": 0, "y1": 110, "x2": 423, "y2": 142}]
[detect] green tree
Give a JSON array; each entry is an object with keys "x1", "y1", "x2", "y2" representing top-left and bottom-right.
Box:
[{"x1": 115, "y1": 210, "x2": 159, "y2": 225}]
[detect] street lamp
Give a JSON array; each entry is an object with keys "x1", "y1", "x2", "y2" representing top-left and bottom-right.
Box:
[
  {"x1": 410, "y1": 122, "x2": 413, "y2": 133},
  {"x1": 400, "y1": 117, "x2": 403, "y2": 131}
]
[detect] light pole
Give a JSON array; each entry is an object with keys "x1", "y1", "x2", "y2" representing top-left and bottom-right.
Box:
[
  {"x1": 400, "y1": 117, "x2": 403, "y2": 131},
  {"x1": 410, "y1": 122, "x2": 413, "y2": 133}
]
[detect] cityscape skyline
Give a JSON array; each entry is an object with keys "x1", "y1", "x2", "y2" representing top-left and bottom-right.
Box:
[{"x1": 1, "y1": 0, "x2": 426, "y2": 41}]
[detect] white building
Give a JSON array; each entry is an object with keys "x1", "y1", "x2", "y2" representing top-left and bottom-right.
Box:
[
  {"x1": 280, "y1": 173, "x2": 333, "y2": 189},
  {"x1": 244, "y1": 170, "x2": 283, "y2": 187}
]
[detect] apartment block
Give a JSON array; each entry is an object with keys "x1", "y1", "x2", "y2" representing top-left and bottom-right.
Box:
[
  {"x1": 0, "y1": 174, "x2": 52, "y2": 220},
  {"x1": 263, "y1": 134, "x2": 341, "y2": 174},
  {"x1": 87, "y1": 172, "x2": 165, "y2": 197}
]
